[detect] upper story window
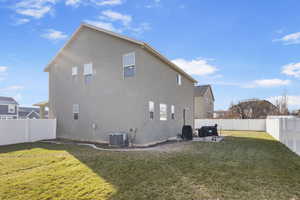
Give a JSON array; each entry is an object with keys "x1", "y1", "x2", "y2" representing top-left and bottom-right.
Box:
[
  {"x1": 149, "y1": 101, "x2": 154, "y2": 120},
  {"x1": 177, "y1": 74, "x2": 182, "y2": 85},
  {"x1": 84, "y1": 63, "x2": 93, "y2": 84},
  {"x1": 123, "y1": 52, "x2": 135, "y2": 78},
  {"x1": 171, "y1": 105, "x2": 175, "y2": 120},
  {"x1": 72, "y1": 66, "x2": 78, "y2": 76},
  {"x1": 160, "y1": 104, "x2": 167, "y2": 121},
  {"x1": 72, "y1": 104, "x2": 79, "y2": 120},
  {"x1": 8, "y1": 104, "x2": 15, "y2": 113}
]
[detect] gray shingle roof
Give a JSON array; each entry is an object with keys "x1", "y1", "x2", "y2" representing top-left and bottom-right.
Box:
[
  {"x1": 0, "y1": 96, "x2": 18, "y2": 105},
  {"x1": 194, "y1": 85, "x2": 210, "y2": 96},
  {"x1": 194, "y1": 85, "x2": 215, "y2": 101}
]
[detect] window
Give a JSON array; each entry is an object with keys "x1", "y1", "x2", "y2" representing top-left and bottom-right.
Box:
[
  {"x1": 123, "y1": 52, "x2": 136, "y2": 78},
  {"x1": 149, "y1": 101, "x2": 154, "y2": 120},
  {"x1": 171, "y1": 105, "x2": 175, "y2": 119},
  {"x1": 72, "y1": 66, "x2": 78, "y2": 76},
  {"x1": 84, "y1": 63, "x2": 93, "y2": 84},
  {"x1": 84, "y1": 63, "x2": 93, "y2": 75},
  {"x1": 73, "y1": 104, "x2": 79, "y2": 120},
  {"x1": 160, "y1": 104, "x2": 167, "y2": 121},
  {"x1": 177, "y1": 74, "x2": 182, "y2": 85},
  {"x1": 8, "y1": 104, "x2": 15, "y2": 113}
]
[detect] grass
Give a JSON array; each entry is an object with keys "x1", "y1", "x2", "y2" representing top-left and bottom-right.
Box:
[{"x1": 0, "y1": 131, "x2": 300, "y2": 200}]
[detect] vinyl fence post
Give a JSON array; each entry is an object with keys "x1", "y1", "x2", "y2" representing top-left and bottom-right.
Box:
[{"x1": 25, "y1": 119, "x2": 30, "y2": 142}]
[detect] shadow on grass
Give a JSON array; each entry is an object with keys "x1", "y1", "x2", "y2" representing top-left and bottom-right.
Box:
[{"x1": 1, "y1": 134, "x2": 300, "y2": 200}]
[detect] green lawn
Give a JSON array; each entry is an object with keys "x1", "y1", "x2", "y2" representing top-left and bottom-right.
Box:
[{"x1": 0, "y1": 131, "x2": 300, "y2": 200}]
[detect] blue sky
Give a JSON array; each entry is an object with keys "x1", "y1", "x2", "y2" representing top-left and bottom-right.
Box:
[{"x1": 0, "y1": 0, "x2": 300, "y2": 110}]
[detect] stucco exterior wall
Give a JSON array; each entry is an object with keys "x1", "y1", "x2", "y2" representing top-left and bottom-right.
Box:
[
  {"x1": 194, "y1": 89, "x2": 214, "y2": 119},
  {"x1": 48, "y1": 26, "x2": 194, "y2": 145}
]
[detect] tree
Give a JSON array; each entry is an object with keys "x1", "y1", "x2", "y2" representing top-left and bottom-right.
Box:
[
  {"x1": 274, "y1": 91, "x2": 289, "y2": 115},
  {"x1": 229, "y1": 99, "x2": 279, "y2": 119}
]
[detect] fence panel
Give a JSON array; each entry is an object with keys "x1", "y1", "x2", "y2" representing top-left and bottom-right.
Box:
[
  {"x1": 195, "y1": 119, "x2": 266, "y2": 131},
  {"x1": 266, "y1": 118, "x2": 300, "y2": 156},
  {"x1": 0, "y1": 119, "x2": 56, "y2": 146}
]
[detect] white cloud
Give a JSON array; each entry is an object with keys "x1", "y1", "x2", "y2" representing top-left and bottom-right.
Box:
[
  {"x1": 16, "y1": 6, "x2": 51, "y2": 18},
  {"x1": 245, "y1": 79, "x2": 291, "y2": 88},
  {"x1": 85, "y1": 20, "x2": 122, "y2": 32},
  {"x1": 0, "y1": 85, "x2": 24, "y2": 92},
  {"x1": 12, "y1": 0, "x2": 124, "y2": 20},
  {"x1": 101, "y1": 10, "x2": 132, "y2": 26},
  {"x1": 65, "y1": 0, "x2": 81, "y2": 6},
  {"x1": 86, "y1": 10, "x2": 150, "y2": 34},
  {"x1": 41, "y1": 29, "x2": 68, "y2": 41},
  {"x1": 128, "y1": 22, "x2": 151, "y2": 34},
  {"x1": 15, "y1": 18, "x2": 30, "y2": 25},
  {"x1": 96, "y1": 0, "x2": 123, "y2": 6},
  {"x1": 15, "y1": 0, "x2": 57, "y2": 19},
  {"x1": 282, "y1": 62, "x2": 300, "y2": 78},
  {"x1": 274, "y1": 32, "x2": 300, "y2": 45},
  {"x1": 267, "y1": 96, "x2": 300, "y2": 109},
  {"x1": 171, "y1": 58, "x2": 218, "y2": 76},
  {"x1": 0, "y1": 66, "x2": 8, "y2": 73}
]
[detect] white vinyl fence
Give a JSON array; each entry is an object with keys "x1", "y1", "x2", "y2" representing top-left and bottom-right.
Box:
[
  {"x1": 195, "y1": 119, "x2": 266, "y2": 131},
  {"x1": 266, "y1": 118, "x2": 300, "y2": 156},
  {"x1": 0, "y1": 119, "x2": 56, "y2": 146}
]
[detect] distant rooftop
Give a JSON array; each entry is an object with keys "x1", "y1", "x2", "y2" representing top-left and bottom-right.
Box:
[
  {"x1": 0, "y1": 96, "x2": 18, "y2": 105},
  {"x1": 194, "y1": 85, "x2": 215, "y2": 101}
]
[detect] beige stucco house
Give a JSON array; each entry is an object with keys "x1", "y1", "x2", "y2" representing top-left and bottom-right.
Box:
[
  {"x1": 44, "y1": 23, "x2": 197, "y2": 146},
  {"x1": 194, "y1": 85, "x2": 214, "y2": 119}
]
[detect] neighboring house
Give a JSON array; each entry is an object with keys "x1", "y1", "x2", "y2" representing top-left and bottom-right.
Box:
[
  {"x1": 44, "y1": 23, "x2": 197, "y2": 145},
  {"x1": 230, "y1": 99, "x2": 279, "y2": 119},
  {"x1": 194, "y1": 85, "x2": 214, "y2": 119},
  {"x1": 0, "y1": 96, "x2": 18, "y2": 120},
  {"x1": 213, "y1": 110, "x2": 229, "y2": 119},
  {"x1": 213, "y1": 110, "x2": 240, "y2": 119},
  {"x1": 18, "y1": 107, "x2": 41, "y2": 119}
]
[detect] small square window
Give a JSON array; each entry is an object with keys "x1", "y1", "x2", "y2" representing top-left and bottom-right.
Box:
[
  {"x1": 171, "y1": 105, "x2": 175, "y2": 120},
  {"x1": 84, "y1": 63, "x2": 93, "y2": 75},
  {"x1": 8, "y1": 104, "x2": 15, "y2": 113},
  {"x1": 177, "y1": 74, "x2": 182, "y2": 85},
  {"x1": 72, "y1": 66, "x2": 78, "y2": 76},
  {"x1": 123, "y1": 52, "x2": 135, "y2": 78},
  {"x1": 160, "y1": 104, "x2": 167, "y2": 121},
  {"x1": 73, "y1": 104, "x2": 79, "y2": 120},
  {"x1": 149, "y1": 101, "x2": 154, "y2": 120}
]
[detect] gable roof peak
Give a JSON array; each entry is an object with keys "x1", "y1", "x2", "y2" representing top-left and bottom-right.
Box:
[
  {"x1": 194, "y1": 84, "x2": 214, "y2": 101},
  {"x1": 44, "y1": 23, "x2": 197, "y2": 83}
]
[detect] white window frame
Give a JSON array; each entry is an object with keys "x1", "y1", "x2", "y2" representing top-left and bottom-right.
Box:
[
  {"x1": 171, "y1": 105, "x2": 175, "y2": 119},
  {"x1": 84, "y1": 63, "x2": 93, "y2": 75},
  {"x1": 160, "y1": 104, "x2": 167, "y2": 121},
  {"x1": 72, "y1": 66, "x2": 78, "y2": 76},
  {"x1": 149, "y1": 101, "x2": 154, "y2": 120},
  {"x1": 73, "y1": 104, "x2": 79, "y2": 114},
  {"x1": 123, "y1": 52, "x2": 136, "y2": 78},
  {"x1": 8, "y1": 104, "x2": 15, "y2": 114},
  {"x1": 177, "y1": 74, "x2": 182, "y2": 85},
  {"x1": 72, "y1": 104, "x2": 79, "y2": 120}
]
